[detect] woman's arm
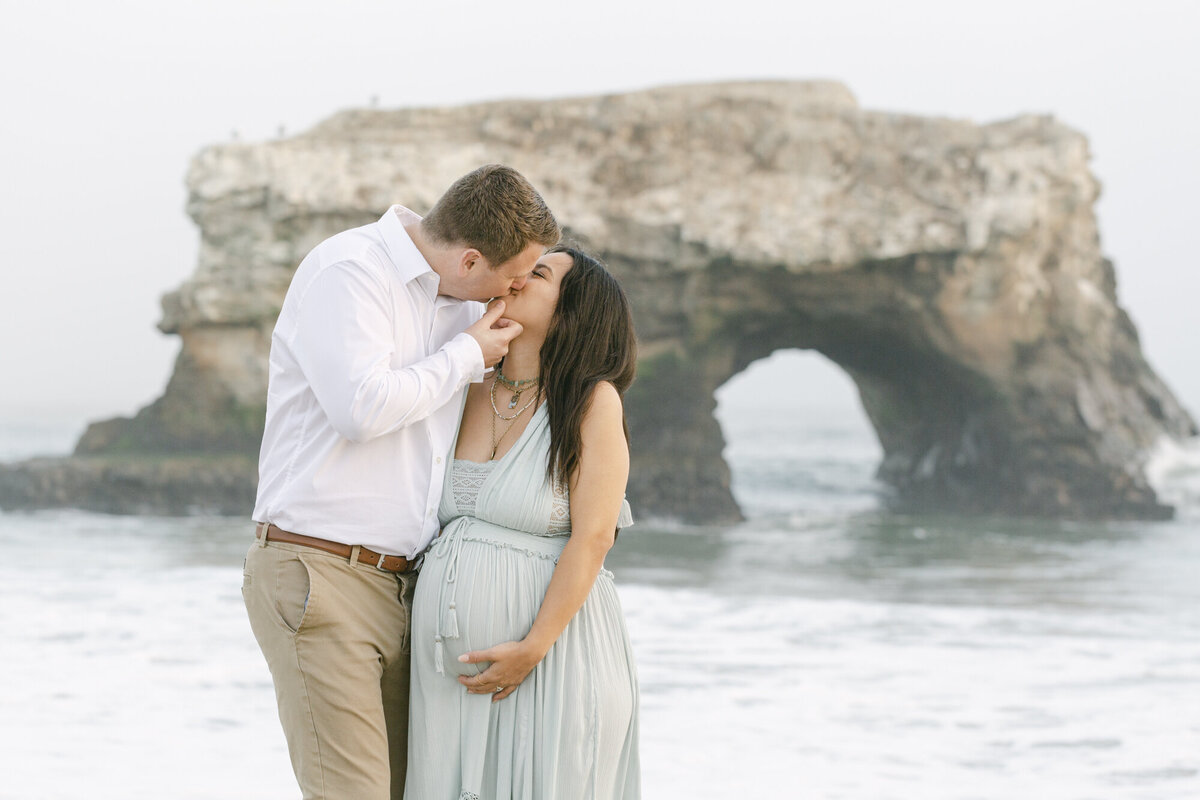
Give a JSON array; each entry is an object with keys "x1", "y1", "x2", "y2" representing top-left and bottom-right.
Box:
[{"x1": 457, "y1": 381, "x2": 629, "y2": 701}]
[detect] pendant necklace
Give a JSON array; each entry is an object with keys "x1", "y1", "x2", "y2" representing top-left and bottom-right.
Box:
[
  {"x1": 495, "y1": 368, "x2": 539, "y2": 410},
  {"x1": 489, "y1": 373, "x2": 540, "y2": 459}
]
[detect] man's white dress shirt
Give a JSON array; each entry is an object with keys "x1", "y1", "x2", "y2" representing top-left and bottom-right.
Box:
[{"x1": 252, "y1": 206, "x2": 485, "y2": 557}]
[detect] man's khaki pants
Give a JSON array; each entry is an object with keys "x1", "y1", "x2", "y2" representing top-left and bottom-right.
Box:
[{"x1": 242, "y1": 534, "x2": 417, "y2": 800}]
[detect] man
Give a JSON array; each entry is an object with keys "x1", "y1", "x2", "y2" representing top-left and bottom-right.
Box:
[{"x1": 242, "y1": 164, "x2": 560, "y2": 800}]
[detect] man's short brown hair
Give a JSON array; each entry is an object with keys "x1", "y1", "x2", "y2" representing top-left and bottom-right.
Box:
[{"x1": 423, "y1": 164, "x2": 560, "y2": 266}]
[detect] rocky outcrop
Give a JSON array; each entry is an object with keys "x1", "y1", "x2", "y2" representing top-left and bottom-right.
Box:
[
  {"x1": 0, "y1": 455, "x2": 255, "y2": 515},
  {"x1": 1, "y1": 81, "x2": 1194, "y2": 519}
]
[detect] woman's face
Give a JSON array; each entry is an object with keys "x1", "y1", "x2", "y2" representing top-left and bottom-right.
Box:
[{"x1": 500, "y1": 251, "x2": 573, "y2": 341}]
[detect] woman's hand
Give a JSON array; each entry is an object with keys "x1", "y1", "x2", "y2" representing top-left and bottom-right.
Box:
[{"x1": 456, "y1": 639, "x2": 546, "y2": 702}]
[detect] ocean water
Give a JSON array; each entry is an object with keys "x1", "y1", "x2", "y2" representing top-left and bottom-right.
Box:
[{"x1": 2, "y1": 354, "x2": 1199, "y2": 799}]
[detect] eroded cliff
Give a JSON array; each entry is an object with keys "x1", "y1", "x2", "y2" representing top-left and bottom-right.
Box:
[{"x1": 3, "y1": 81, "x2": 1194, "y2": 519}]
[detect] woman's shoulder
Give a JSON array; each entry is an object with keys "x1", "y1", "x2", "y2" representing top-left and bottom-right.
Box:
[
  {"x1": 581, "y1": 381, "x2": 624, "y2": 434},
  {"x1": 587, "y1": 381, "x2": 623, "y2": 412}
]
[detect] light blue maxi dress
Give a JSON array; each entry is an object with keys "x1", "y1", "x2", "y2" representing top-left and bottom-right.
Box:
[{"x1": 406, "y1": 404, "x2": 640, "y2": 800}]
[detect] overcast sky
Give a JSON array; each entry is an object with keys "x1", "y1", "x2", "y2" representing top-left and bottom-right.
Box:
[{"x1": 1, "y1": 0, "x2": 1196, "y2": 432}]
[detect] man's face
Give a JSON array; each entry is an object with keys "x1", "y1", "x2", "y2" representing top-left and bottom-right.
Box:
[{"x1": 461, "y1": 240, "x2": 544, "y2": 302}]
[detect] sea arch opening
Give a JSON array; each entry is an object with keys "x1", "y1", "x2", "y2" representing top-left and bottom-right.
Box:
[
  {"x1": 714, "y1": 349, "x2": 883, "y2": 520},
  {"x1": 618, "y1": 252, "x2": 1008, "y2": 524}
]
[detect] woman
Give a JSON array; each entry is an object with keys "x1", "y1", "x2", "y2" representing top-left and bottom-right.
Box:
[{"x1": 405, "y1": 245, "x2": 641, "y2": 799}]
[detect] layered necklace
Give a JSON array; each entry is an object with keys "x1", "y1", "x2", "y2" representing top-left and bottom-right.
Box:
[
  {"x1": 494, "y1": 369, "x2": 540, "y2": 410},
  {"x1": 489, "y1": 367, "x2": 540, "y2": 460}
]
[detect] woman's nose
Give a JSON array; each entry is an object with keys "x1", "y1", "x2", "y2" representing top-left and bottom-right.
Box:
[{"x1": 510, "y1": 274, "x2": 529, "y2": 291}]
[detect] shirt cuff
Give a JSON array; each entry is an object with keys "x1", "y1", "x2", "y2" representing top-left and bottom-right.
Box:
[{"x1": 448, "y1": 331, "x2": 486, "y2": 383}]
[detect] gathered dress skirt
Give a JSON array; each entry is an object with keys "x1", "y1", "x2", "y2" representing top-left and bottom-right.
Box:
[{"x1": 406, "y1": 516, "x2": 640, "y2": 800}]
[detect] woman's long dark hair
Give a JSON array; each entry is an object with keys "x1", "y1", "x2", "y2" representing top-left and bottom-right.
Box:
[{"x1": 538, "y1": 245, "x2": 638, "y2": 482}]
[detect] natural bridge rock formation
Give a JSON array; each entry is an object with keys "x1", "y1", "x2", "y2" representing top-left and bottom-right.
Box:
[{"x1": 2, "y1": 81, "x2": 1194, "y2": 520}]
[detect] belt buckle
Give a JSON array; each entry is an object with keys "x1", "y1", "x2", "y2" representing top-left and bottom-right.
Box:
[{"x1": 375, "y1": 552, "x2": 390, "y2": 572}]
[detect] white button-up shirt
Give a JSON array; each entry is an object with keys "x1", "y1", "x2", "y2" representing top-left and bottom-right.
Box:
[{"x1": 252, "y1": 206, "x2": 485, "y2": 556}]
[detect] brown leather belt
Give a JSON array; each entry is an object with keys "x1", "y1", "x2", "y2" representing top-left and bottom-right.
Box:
[{"x1": 255, "y1": 522, "x2": 417, "y2": 573}]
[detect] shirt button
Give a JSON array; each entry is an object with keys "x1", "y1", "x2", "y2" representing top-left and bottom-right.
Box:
[{"x1": 436, "y1": 456, "x2": 442, "y2": 464}]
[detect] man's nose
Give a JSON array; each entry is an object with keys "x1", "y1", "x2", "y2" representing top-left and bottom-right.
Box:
[{"x1": 510, "y1": 274, "x2": 529, "y2": 291}]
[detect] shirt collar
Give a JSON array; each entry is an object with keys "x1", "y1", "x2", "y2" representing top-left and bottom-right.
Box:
[{"x1": 379, "y1": 205, "x2": 438, "y2": 287}]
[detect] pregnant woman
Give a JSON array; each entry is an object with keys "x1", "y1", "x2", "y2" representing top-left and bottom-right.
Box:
[{"x1": 405, "y1": 245, "x2": 641, "y2": 800}]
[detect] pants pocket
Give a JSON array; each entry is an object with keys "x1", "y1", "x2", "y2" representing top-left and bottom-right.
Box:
[{"x1": 275, "y1": 552, "x2": 313, "y2": 634}]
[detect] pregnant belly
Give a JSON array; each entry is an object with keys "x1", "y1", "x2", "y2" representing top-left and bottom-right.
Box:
[{"x1": 415, "y1": 528, "x2": 563, "y2": 679}]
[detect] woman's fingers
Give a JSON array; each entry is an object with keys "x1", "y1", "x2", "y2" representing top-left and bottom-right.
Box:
[
  {"x1": 455, "y1": 642, "x2": 529, "y2": 699},
  {"x1": 458, "y1": 648, "x2": 491, "y2": 664},
  {"x1": 466, "y1": 680, "x2": 507, "y2": 695},
  {"x1": 457, "y1": 664, "x2": 501, "y2": 692},
  {"x1": 456, "y1": 667, "x2": 518, "y2": 698}
]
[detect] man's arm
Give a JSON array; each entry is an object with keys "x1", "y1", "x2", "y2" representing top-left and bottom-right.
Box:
[{"x1": 287, "y1": 260, "x2": 483, "y2": 443}]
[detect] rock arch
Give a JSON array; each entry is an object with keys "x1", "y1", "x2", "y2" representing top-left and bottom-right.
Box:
[
  {"x1": 616, "y1": 247, "x2": 1179, "y2": 522},
  {"x1": 5, "y1": 81, "x2": 1193, "y2": 519}
]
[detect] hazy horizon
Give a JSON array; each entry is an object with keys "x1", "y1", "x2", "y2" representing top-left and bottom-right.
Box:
[{"x1": 1, "y1": 0, "x2": 1197, "y2": 432}]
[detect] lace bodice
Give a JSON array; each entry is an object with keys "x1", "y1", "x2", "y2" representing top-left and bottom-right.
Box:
[
  {"x1": 449, "y1": 459, "x2": 493, "y2": 519},
  {"x1": 450, "y1": 459, "x2": 571, "y2": 535},
  {"x1": 438, "y1": 404, "x2": 633, "y2": 537}
]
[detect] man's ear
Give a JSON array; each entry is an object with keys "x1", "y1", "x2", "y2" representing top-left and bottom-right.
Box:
[{"x1": 458, "y1": 248, "x2": 485, "y2": 276}]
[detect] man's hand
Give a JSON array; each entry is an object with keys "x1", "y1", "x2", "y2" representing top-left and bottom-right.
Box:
[{"x1": 466, "y1": 300, "x2": 523, "y2": 368}]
